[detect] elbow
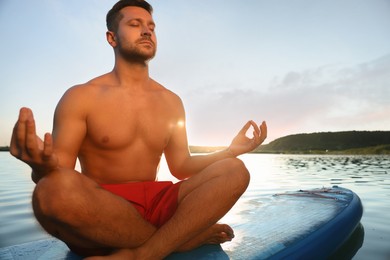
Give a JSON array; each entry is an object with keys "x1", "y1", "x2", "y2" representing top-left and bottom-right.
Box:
[
  {"x1": 166, "y1": 155, "x2": 192, "y2": 180},
  {"x1": 169, "y1": 162, "x2": 192, "y2": 180},
  {"x1": 170, "y1": 169, "x2": 189, "y2": 181}
]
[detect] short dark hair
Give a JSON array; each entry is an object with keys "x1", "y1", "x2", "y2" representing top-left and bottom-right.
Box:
[{"x1": 106, "y1": 0, "x2": 153, "y2": 32}]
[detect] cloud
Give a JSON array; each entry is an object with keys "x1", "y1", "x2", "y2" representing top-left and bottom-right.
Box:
[{"x1": 183, "y1": 54, "x2": 390, "y2": 145}]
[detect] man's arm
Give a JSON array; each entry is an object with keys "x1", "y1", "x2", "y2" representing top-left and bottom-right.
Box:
[
  {"x1": 51, "y1": 86, "x2": 88, "y2": 170},
  {"x1": 164, "y1": 98, "x2": 267, "y2": 180},
  {"x1": 10, "y1": 86, "x2": 88, "y2": 183}
]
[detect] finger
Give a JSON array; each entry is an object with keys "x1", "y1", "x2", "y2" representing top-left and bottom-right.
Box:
[
  {"x1": 43, "y1": 133, "x2": 53, "y2": 159},
  {"x1": 250, "y1": 120, "x2": 260, "y2": 136},
  {"x1": 10, "y1": 126, "x2": 20, "y2": 157},
  {"x1": 25, "y1": 112, "x2": 39, "y2": 157},
  {"x1": 253, "y1": 121, "x2": 267, "y2": 146},
  {"x1": 260, "y1": 121, "x2": 268, "y2": 141},
  {"x1": 253, "y1": 130, "x2": 261, "y2": 144},
  {"x1": 16, "y1": 108, "x2": 30, "y2": 145},
  {"x1": 10, "y1": 123, "x2": 21, "y2": 156},
  {"x1": 238, "y1": 121, "x2": 252, "y2": 135},
  {"x1": 10, "y1": 108, "x2": 30, "y2": 156}
]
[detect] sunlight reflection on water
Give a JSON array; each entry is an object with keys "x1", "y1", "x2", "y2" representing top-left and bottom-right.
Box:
[
  {"x1": 0, "y1": 153, "x2": 389, "y2": 259},
  {"x1": 234, "y1": 154, "x2": 389, "y2": 260}
]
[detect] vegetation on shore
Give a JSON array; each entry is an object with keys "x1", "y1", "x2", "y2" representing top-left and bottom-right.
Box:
[
  {"x1": 255, "y1": 131, "x2": 390, "y2": 155},
  {"x1": 189, "y1": 131, "x2": 390, "y2": 155},
  {"x1": 1, "y1": 131, "x2": 389, "y2": 155},
  {"x1": 0, "y1": 146, "x2": 10, "y2": 152}
]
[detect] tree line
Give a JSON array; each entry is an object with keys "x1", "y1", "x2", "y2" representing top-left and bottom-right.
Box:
[{"x1": 256, "y1": 131, "x2": 390, "y2": 154}]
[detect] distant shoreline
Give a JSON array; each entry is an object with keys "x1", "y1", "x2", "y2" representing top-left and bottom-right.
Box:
[
  {"x1": 188, "y1": 145, "x2": 390, "y2": 155},
  {"x1": 1, "y1": 146, "x2": 388, "y2": 155},
  {"x1": 0, "y1": 146, "x2": 10, "y2": 152},
  {"x1": 2, "y1": 130, "x2": 389, "y2": 155}
]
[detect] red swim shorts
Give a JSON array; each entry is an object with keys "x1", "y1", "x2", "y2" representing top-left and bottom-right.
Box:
[{"x1": 100, "y1": 181, "x2": 182, "y2": 228}]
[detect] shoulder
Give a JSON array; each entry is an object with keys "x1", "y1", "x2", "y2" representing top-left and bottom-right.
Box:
[
  {"x1": 59, "y1": 73, "x2": 112, "y2": 104},
  {"x1": 63, "y1": 75, "x2": 108, "y2": 97},
  {"x1": 54, "y1": 84, "x2": 89, "y2": 121},
  {"x1": 56, "y1": 84, "x2": 92, "y2": 114},
  {"x1": 151, "y1": 79, "x2": 184, "y2": 107},
  {"x1": 55, "y1": 74, "x2": 110, "y2": 118},
  {"x1": 149, "y1": 79, "x2": 186, "y2": 120}
]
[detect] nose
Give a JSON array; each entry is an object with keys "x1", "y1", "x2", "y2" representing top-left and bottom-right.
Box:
[{"x1": 141, "y1": 26, "x2": 152, "y2": 37}]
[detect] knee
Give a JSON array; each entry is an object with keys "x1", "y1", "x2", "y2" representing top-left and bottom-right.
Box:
[
  {"x1": 32, "y1": 170, "x2": 84, "y2": 223},
  {"x1": 223, "y1": 158, "x2": 250, "y2": 193}
]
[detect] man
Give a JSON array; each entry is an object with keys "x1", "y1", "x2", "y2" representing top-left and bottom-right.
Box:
[{"x1": 10, "y1": 0, "x2": 267, "y2": 259}]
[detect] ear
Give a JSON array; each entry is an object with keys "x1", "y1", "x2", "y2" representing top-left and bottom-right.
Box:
[{"x1": 106, "y1": 31, "x2": 117, "y2": 47}]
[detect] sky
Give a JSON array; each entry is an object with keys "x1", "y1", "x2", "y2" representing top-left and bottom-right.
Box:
[{"x1": 1, "y1": 0, "x2": 389, "y2": 147}]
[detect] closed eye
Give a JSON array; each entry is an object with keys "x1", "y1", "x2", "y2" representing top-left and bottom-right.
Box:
[{"x1": 130, "y1": 22, "x2": 140, "y2": 27}]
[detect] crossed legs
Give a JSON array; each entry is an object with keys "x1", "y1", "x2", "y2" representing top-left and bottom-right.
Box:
[{"x1": 32, "y1": 158, "x2": 250, "y2": 259}]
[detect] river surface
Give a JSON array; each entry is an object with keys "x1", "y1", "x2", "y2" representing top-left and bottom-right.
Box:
[{"x1": 1, "y1": 153, "x2": 389, "y2": 259}]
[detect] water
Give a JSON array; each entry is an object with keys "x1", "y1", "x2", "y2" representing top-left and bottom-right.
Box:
[{"x1": 1, "y1": 152, "x2": 389, "y2": 259}]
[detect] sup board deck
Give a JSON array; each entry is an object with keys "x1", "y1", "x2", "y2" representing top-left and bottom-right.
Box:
[
  {"x1": 222, "y1": 185, "x2": 363, "y2": 259},
  {"x1": 0, "y1": 186, "x2": 363, "y2": 260}
]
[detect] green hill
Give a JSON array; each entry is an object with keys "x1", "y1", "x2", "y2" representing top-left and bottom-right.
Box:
[{"x1": 256, "y1": 131, "x2": 390, "y2": 154}]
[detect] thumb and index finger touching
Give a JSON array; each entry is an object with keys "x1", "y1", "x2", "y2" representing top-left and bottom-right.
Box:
[{"x1": 239, "y1": 120, "x2": 267, "y2": 140}]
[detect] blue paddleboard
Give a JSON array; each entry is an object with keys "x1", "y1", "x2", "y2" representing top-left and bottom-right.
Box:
[
  {"x1": 222, "y1": 185, "x2": 363, "y2": 259},
  {"x1": 0, "y1": 186, "x2": 363, "y2": 259}
]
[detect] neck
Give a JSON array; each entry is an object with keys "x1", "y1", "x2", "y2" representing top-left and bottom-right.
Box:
[{"x1": 112, "y1": 56, "x2": 151, "y2": 89}]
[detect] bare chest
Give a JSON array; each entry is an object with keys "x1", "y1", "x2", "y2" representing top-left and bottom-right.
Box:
[{"x1": 84, "y1": 94, "x2": 177, "y2": 151}]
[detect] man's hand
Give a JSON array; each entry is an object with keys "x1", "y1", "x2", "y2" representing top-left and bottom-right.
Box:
[
  {"x1": 227, "y1": 120, "x2": 267, "y2": 157},
  {"x1": 10, "y1": 107, "x2": 58, "y2": 179}
]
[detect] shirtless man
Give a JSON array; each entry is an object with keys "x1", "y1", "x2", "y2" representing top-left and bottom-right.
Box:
[{"x1": 10, "y1": 1, "x2": 267, "y2": 259}]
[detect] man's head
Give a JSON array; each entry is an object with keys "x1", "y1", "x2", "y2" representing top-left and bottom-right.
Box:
[
  {"x1": 106, "y1": 0, "x2": 156, "y2": 64},
  {"x1": 107, "y1": 0, "x2": 153, "y2": 33}
]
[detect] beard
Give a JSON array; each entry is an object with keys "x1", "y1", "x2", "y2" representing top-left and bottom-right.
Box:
[{"x1": 116, "y1": 37, "x2": 156, "y2": 64}]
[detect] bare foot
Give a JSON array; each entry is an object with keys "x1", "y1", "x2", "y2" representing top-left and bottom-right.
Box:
[
  {"x1": 84, "y1": 223, "x2": 234, "y2": 259},
  {"x1": 177, "y1": 223, "x2": 234, "y2": 252}
]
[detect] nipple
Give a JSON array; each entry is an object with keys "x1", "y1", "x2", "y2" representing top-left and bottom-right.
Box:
[{"x1": 101, "y1": 136, "x2": 110, "y2": 143}]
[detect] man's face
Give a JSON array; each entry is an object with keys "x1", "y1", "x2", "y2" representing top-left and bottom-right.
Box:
[{"x1": 114, "y1": 6, "x2": 157, "y2": 62}]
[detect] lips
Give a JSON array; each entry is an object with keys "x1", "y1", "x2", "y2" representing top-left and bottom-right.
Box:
[
  {"x1": 137, "y1": 38, "x2": 154, "y2": 47},
  {"x1": 140, "y1": 41, "x2": 153, "y2": 46}
]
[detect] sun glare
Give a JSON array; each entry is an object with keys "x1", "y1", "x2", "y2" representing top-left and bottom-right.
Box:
[{"x1": 177, "y1": 120, "x2": 185, "y2": 128}]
